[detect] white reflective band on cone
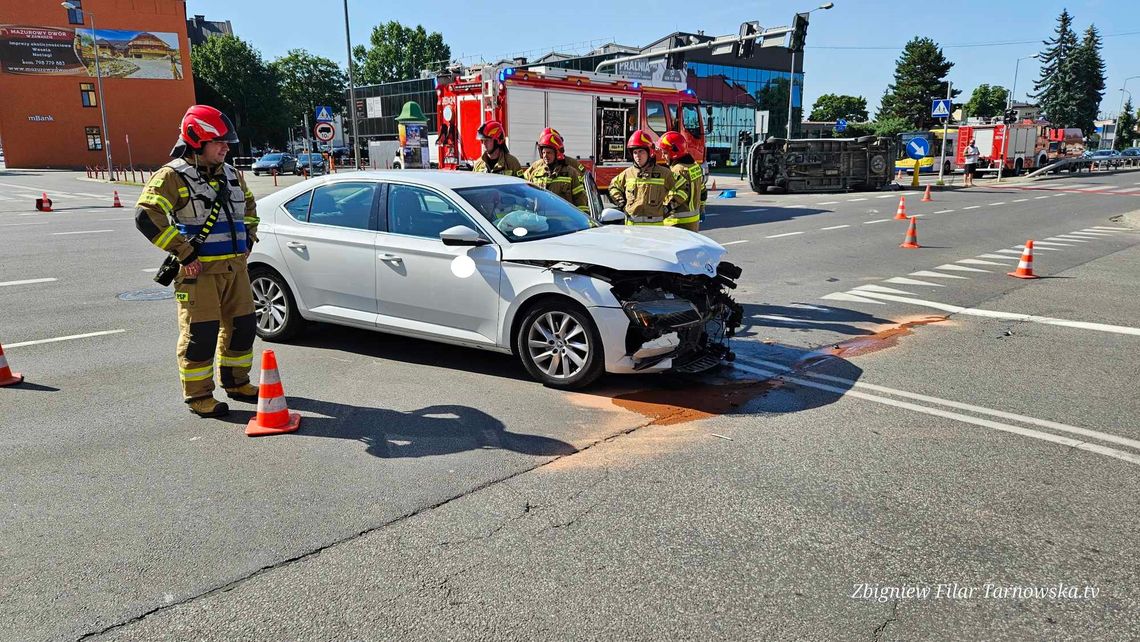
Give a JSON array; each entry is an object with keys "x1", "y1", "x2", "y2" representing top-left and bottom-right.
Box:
[
  {"x1": 259, "y1": 368, "x2": 281, "y2": 385},
  {"x1": 258, "y1": 395, "x2": 287, "y2": 414}
]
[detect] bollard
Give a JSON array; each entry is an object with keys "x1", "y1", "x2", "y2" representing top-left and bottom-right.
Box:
[{"x1": 272, "y1": 168, "x2": 278, "y2": 187}]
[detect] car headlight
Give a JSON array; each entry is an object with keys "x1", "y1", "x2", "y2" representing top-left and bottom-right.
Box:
[{"x1": 622, "y1": 299, "x2": 701, "y2": 330}]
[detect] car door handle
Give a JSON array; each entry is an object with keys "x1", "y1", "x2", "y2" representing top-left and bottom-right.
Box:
[
  {"x1": 286, "y1": 241, "x2": 306, "y2": 249},
  {"x1": 378, "y1": 253, "x2": 403, "y2": 262}
]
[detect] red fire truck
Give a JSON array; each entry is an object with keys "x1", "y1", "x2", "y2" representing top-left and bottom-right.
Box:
[
  {"x1": 435, "y1": 64, "x2": 706, "y2": 189},
  {"x1": 955, "y1": 123, "x2": 1049, "y2": 175}
]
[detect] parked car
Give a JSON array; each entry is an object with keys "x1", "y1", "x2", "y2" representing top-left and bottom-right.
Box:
[
  {"x1": 1089, "y1": 149, "x2": 1123, "y2": 168},
  {"x1": 295, "y1": 153, "x2": 327, "y2": 175},
  {"x1": 247, "y1": 171, "x2": 743, "y2": 389},
  {"x1": 252, "y1": 153, "x2": 299, "y2": 176},
  {"x1": 1121, "y1": 147, "x2": 1140, "y2": 165}
]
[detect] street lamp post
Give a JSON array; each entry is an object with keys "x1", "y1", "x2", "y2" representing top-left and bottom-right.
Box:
[
  {"x1": 63, "y1": 1, "x2": 113, "y2": 179},
  {"x1": 997, "y1": 53, "x2": 1038, "y2": 183},
  {"x1": 785, "y1": 2, "x2": 833, "y2": 140},
  {"x1": 343, "y1": 0, "x2": 361, "y2": 170}
]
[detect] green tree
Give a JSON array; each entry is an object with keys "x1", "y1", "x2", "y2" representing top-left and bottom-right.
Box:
[
  {"x1": 1071, "y1": 24, "x2": 1106, "y2": 134},
  {"x1": 190, "y1": 34, "x2": 285, "y2": 152},
  {"x1": 352, "y1": 21, "x2": 450, "y2": 84},
  {"x1": 871, "y1": 116, "x2": 912, "y2": 138},
  {"x1": 1032, "y1": 9, "x2": 1080, "y2": 127},
  {"x1": 877, "y1": 37, "x2": 958, "y2": 130},
  {"x1": 963, "y1": 84, "x2": 1010, "y2": 120},
  {"x1": 1115, "y1": 99, "x2": 1136, "y2": 150},
  {"x1": 809, "y1": 94, "x2": 868, "y2": 122},
  {"x1": 271, "y1": 49, "x2": 347, "y2": 129}
]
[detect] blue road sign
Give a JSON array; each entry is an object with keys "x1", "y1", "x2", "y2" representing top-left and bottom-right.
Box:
[
  {"x1": 836, "y1": 118, "x2": 847, "y2": 132},
  {"x1": 931, "y1": 99, "x2": 952, "y2": 119},
  {"x1": 314, "y1": 106, "x2": 334, "y2": 123},
  {"x1": 906, "y1": 137, "x2": 930, "y2": 160}
]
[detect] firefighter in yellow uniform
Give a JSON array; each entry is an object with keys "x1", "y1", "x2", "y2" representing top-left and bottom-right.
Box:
[
  {"x1": 608, "y1": 129, "x2": 686, "y2": 225},
  {"x1": 658, "y1": 131, "x2": 705, "y2": 232},
  {"x1": 523, "y1": 130, "x2": 589, "y2": 212},
  {"x1": 541, "y1": 127, "x2": 590, "y2": 180},
  {"x1": 134, "y1": 105, "x2": 259, "y2": 418},
  {"x1": 471, "y1": 120, "x2": 524, "y2": 176}
]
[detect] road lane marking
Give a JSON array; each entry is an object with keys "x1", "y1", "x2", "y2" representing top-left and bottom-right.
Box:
[
  {"x1": 765, "y1": 232, "x2": 803, "y2": 239},
  {"x1": 996, "y1": 249, "x2": 1026, "y2": 255},
  {"x1": 0, "y1": 222, "x2": 49, "y2": 227},
  {"x1": 8, "y1": 329, "x2": 127, "y2": 348},
  {"x1": 1012, "y1": 198, "x2": 1029, "y2": 202},
  {"x1": 864, "y1": 218, "x2": 891, "y2": 224},
  {"x1": 876, "y1": 194, "x2": 897, "y2": 199},
  {"x1": 1091, "y1": 226, "x2": 1132, "y2": 231},
  {"x1": 1065, "y1": 232, "x2": 1110, "y2": 237},
  {"x1": 52, "y1": 229, "x2": 113, "y2": 235},
  {"x1": 98, "y1": 217, "x2": 133, "y2": 221},
  {"x1": 1031, "y1": 240, "x2": 1075, "y2": 247},
  {"x1": 1081, "y1": 228, "x2": 1120, "y2": 233},
  {"x1": 935, "y1": 264, "x2": 990, "y2": 273},
  {"x1": 990, "y1": 202, "x2": 1006, "y2": 206},
  {"x1": 853, "y1": 285, "x2": 916, "y2": 295},
  {"x1": 847, "y1": 198, "x2": 868, "y2": 202},
  {"x1": 735, "y1": 356, "x2": 1140, "y2": 456},
  {"x1": 957, "y1": 259, "x2": 1006, "y2": 266},
  {"x1": 820, "y1": 292, "x2": 886, "y2": 305},
  {"x1": 722, "y1": 240, "x2": 749, "y2": 245},
  {"x1": 849, "y1": 291, "x2": 1140, "y2": 336},
  {"x1": 817, "y1": 201, "x2": 839, "y2": 205},
  {"x1": 1034, "y1": 195, "x2": 1051, "y2": 199},
  {"x1": 744, "y1": 208, "x2": 768, "y2": 213},
  {"x1": 1079, "y1": 185, "x2": 1114, "y2": 191},
  {"x1": 976, "y1": 254, "x2": 1020, "y2": 261},
  {"x1": 885, "y1": 277, "x2": 944, "y2": 287},
  {"x1": 1015, "y1": 244, "x2": 1061, "y2": 251},
  {"x1": 1048, "y1": 237, "x2": 1088, "y2": 243},
  {"x1": 820, "y1": 224, "x2": 850, "y2": 230},
  {"x1": 909, "y1": 270, "x2": 968, "y2": 279},
  {"x1": 0, "y1": 278, "x2": 57, "y2": 287},
  {"x1": 962, "y1": 205, "x2": 981, "y2": 210},
  {"x1": 934, "y1": 209, "x2": 954, "y2": 214}
]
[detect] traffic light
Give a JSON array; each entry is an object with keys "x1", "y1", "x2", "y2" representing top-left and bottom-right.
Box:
[
  {"x1": 789, "y1": 12, "x2": 810, "y2": 53},
  {"x1": 1003, "y1": 109, "x2": 1018, "y2": 124},
  {"x1": 736, "y1": 21, "x2": 760, "y2": 59}
]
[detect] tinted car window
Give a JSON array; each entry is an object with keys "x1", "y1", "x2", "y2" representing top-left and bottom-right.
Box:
[
  {"x1": 646, "y1": 100, "x2": 667, "y2": 134},
  {"x1": 283, "y1": 190, "x2": 312, "y2": 222},
  {"x1": 388, "y1": 184, "x2": 476, "y2": 239},
  {"x1": 307, "y1": 182, "x2": 377, "y2": 230},
  {"x1": 261, "y1": 154, "x2": 283, "y2": 162}
]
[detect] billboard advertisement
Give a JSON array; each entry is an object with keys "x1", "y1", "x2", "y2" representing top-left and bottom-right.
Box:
[{"x1": 0, "y1": 25, "x2": 182, "y2": 79}]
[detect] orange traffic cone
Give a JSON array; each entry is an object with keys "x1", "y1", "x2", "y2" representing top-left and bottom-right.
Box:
[
  {"x1": 112, "y1": 190, "x2": 123, "y2": 208},
  {"x1": 1008, "y1": 240, "x2": 1039, "y2": 279},
  {"x1": 894, "y1": 195, "x2": 908, "y2": 220},
  {"x1": 921, "y1": 185, "x2": 933, "y2": 202},
  {"x1": 245, "y1": 350, "x2": 301, "y2": 437},
  {"x1": 900, "y1": 216, "x2": 921, "y2": 249},
  {"x1": 35, "y1": 192, "x2": 52, "y2": 212},
  {"x1": 0, "y1": 340, "x2": 24, "y2": 387}
]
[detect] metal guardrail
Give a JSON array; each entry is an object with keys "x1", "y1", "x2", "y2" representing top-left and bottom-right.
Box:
[{"x1": 1025, "y1": 156, "x2": 1140, "y2": 179}]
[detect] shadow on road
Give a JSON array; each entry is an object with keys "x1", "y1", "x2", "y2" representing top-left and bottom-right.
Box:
[
  {"x1": 736, "y1": 302, "x2": 895, "y2": 338},
  {"x1": 282, "y1": 398, "x2": 576, "y2": 459},
  {"x1": 700, "y1": 206, "x2": 831, "y2": 232}
]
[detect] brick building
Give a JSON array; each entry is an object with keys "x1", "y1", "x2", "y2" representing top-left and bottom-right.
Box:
[{"x1": 0, "y1": 0, "x2": 196, "y2": 169}]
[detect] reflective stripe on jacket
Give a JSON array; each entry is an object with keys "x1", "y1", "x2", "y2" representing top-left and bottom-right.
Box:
[
  {"x1": 166, "y1": 159, "x2": 249, "y2": 261},
  {"x1": 473, "y1": 152, "x2": 524, "y2": 177},
  {"x1": 665, "y1": 161, "x2": 703, "y2": 225},
  {"x1": 524, "y1": 159, "x2": 589, "y2": 212},
  {"x1": 609, "y1": 164, "x2": 681, "y2": 225}
]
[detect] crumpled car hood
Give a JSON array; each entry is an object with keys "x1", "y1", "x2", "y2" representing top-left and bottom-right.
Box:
[{"x1": 501, "y1": 225, "x2": 727, "y2": 276}]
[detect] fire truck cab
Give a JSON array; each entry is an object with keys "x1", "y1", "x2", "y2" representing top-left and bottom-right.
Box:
[
  {"x1": 956, "y1": 123, "x2": 1049, "y2": 175},
  {"x1": 436, "y1": 64, "x2": 706, "y2": 189}
]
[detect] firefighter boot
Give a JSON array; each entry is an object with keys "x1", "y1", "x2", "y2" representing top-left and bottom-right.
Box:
[
  {"x1": 225, "y1": 383, "x2": 259, "y2": 403},
  {"x1": 188, "y1": 396, "x2": 230, "y2": 418}
]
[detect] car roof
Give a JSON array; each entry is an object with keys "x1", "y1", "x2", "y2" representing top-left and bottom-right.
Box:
[{"x1": 338, "y1": 170, "x2": 522, "y2": 190}]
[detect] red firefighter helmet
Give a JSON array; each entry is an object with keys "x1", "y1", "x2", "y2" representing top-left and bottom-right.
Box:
[
  {"x1": 476, "y1": 120, "x2": 506, "y2": 146},
  {"x1": 179, "y1": 105, "x2": 239, "y2": 150},
  {"x1": 537, "y1": 130, "x2": 565, "y2": 153},
  {"x1": 658, "y1": 131, "x2": 687, "y2": 160},
  {"x1": 541, "y1": 127, "x2": 567, "y2": 159},
  {"x1": 626, "y1": 129, "x2": 657, "y2": 154}
]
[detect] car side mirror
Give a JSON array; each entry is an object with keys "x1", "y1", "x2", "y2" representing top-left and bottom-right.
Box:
[
  {"x1": 440, "y1": 225, "x2": 489, "y2": 246},
  {"x1": 599, "y1": 208, "x2": 626, "y2": 225}
]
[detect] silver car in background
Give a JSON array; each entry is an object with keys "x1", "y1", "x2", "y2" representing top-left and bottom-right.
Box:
[{"x1": 247, "y1": 171, "x2": 742, "y2": 389}]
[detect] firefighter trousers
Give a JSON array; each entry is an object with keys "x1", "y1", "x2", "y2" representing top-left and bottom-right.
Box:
[{"x1": 173, "y1": 258, "x2": 256, "y2": 402}]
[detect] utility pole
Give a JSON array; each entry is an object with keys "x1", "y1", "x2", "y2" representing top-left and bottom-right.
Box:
[{"x1": 343, "y1": 0, "x2": 361, "y2": 170}]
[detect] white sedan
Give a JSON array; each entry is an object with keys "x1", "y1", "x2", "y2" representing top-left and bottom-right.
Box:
[{"x1": 247, "y1": 170, "x2": 743, "y2": 389}]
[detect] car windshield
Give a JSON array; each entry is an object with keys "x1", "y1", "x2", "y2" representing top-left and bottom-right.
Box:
[
  {"x1": 454, "y1": 183, "x2": 594, "y2": 242},
  {"x1": 297, "y1": 154, "x2": 320, "y2": 162},
  {"x1": 261, "y1": 154, "x2": 283, "y2": 161}
]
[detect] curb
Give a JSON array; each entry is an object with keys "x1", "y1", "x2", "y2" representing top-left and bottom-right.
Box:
[{"x1": 1116, "y1": 210, "x2": 1140, "y2": 230}]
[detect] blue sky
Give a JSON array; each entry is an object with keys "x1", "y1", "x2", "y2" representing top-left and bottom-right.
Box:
[{"x1": 187, "y1": 0, "x2": 1140, "y2": 118}]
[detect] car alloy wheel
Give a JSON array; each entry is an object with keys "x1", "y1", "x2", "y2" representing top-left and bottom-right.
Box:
[
  {"x1": 527, "y1": 310, "x2": 591, "y2": 381},
  {"x1": 250, "y1": 268, "x2": 301, "y2": 341}
]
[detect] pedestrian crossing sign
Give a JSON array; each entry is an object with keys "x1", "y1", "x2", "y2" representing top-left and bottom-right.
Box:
[
  {"x1": 931, "y1": 99, "x2": 951, "y2": 118},
  {"x1": 314, "y1": 106, "x2": 334, "y2": 123}
]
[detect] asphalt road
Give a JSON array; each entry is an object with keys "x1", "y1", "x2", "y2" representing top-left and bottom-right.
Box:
[{"x1": 2, "y1": 165, "x2": 1139, "y2": 641}]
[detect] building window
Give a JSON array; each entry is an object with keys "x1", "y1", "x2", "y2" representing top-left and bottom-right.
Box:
[
  {"x1": 66, "y1": 1, "x2": 84, "y2": 25},
  {"x1": 85, "y1": 126, "x2": 103, "y2": 151},
  {"x1": 80, "y1": 83, "x2": 97, "y2": 107}
]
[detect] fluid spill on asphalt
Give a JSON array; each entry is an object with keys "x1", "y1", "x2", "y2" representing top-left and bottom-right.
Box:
[{"x1": 807, "y1": 315, "x2": 948, "y2": 361}]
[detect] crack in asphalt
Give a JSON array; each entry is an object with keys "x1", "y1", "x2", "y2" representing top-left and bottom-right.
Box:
[
  {"x1": 75, "y1": 409, "x2": 679, "y2": 640},
  {"x1": 871, "y1": 600, "x2": 899, "y2": 641}
]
